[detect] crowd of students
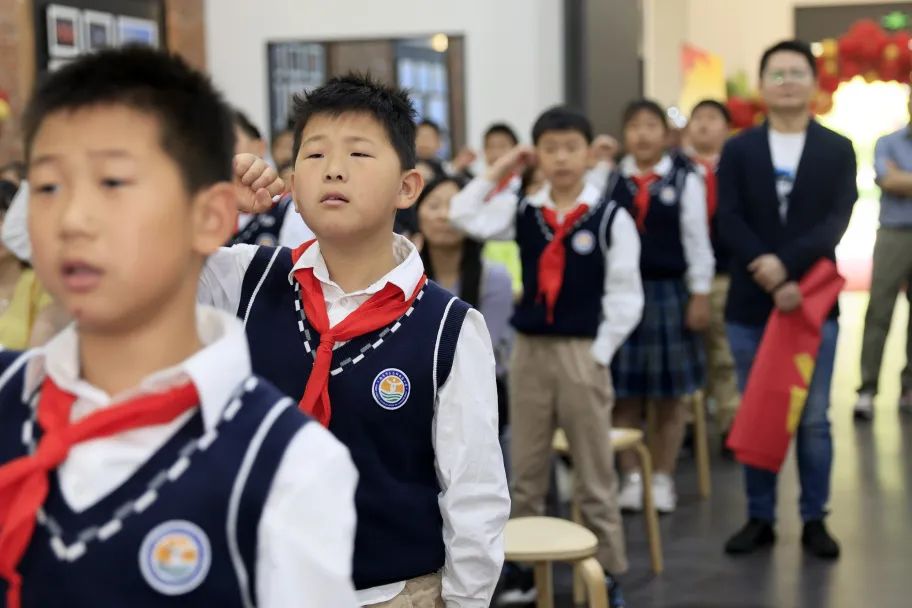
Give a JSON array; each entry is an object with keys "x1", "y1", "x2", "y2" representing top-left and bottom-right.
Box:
[{"x1": 0, "y1": 36, "x2": 858, "y2": 608}]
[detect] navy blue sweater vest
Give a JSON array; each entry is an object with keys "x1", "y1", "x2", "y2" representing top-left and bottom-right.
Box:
[
  {"x1": 511, "y1": 198, "x2": 621, "y2": 337},
  {"x1": 0, "y1": 350, "x2": 310, "y2": 607},
  {"x1": 236, "y1": 246, "x2": 470, "y2": 590},
  {"x1": 228, "y1": 195, "x2": 293, "y2": 247},
  {"x1": 609, "y1": 158, "x2": 690, "y2": 280}
]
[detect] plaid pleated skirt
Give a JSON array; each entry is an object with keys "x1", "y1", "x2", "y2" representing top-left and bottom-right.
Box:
[{"x1": 612, "y1": 278, "x2": 705, "y2": 399}]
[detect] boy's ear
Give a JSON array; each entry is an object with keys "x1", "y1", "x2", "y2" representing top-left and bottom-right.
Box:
[
  {"x1": 191, "y1": 182, "x2": 238, "y2": 255},
  {"x1": 397, "y1": 169, "x2": 425, "y2": 211}
]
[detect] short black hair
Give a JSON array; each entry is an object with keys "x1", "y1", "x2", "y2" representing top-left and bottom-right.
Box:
[
  {"x1": 531, "y1": 106, "x2": 593, "y2": 145},
  {"x1": 691, "y1": 99, "x2": 731, "y2": 125},
  {"x1": 292, "y1": 73, "x2": 417, "y2": 170},
  {"x1": 23, "y1": 46, "x2": 234, "y2": 194},
  {"x1": 417, "y1": 119, "x2": 442, "y2": 135},
  {"x1": 622, "y1": 99, "x2": 668, "y2": 130},
  {"x1": 759, "y1": 40, "x2": 817, "y2": 78},
  {"x1": 233, "y1": 109, "x2": 262, "y2": 141},
  {"x1": 484, "y1": 123, "x2": 519, "y2": 146}
]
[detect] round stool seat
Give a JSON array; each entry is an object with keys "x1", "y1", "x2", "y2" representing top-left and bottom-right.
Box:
[
  {"x1": 552, "y1": 428, "x2": 644, "y2": 456},
  {"x1": 504, "y1": 516, "x2": 598, "y2": 562}
]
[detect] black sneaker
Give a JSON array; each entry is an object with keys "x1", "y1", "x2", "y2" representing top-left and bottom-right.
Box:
[
  {"x1": 724, "y1": 518, "x2": 776, "y2": 555},
  {"x1": 606, "y1": 574, "x2": 626, "y2": 608},
  {"x1": 497, "y1": 562, "x2": 536, "y2": 605},
  {"x1": 802, "y1": 520, "x2": 840, "y2": 559}
]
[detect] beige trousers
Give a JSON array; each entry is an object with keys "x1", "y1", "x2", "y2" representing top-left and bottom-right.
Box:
[
  {"x1": 509, "y1": 334, "x2": 628, "y2": 574},
  {"x1": 364, "y1": 574, "x2": 444, "y2": 608},
  {"x1": 704, "y1": 274, "x2": 741, "y2": 432}
]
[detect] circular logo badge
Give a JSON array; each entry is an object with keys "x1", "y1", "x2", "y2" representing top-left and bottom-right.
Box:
[
  {"x1": 660, "y1": 185, "x2": 677, "y2": 205},
  {"x1": 255, "y1": 233, "x2": 278, "y2": 247},
  {"x1": 372, "y1": 369, "x2": 411, "y2": 410},
  {"x1": 259, "y1": 215, "x2": 276, "y2": 228},
  {"x1": 571, "y1": 229, "x2": 596, "y2": 255},
  {"x1": 139, "y1": 520, "x2": 211, "y2": 596}
]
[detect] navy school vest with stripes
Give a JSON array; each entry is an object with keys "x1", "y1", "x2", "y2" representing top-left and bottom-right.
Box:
[
  {"x1": 228, "y1": 195, "x2": 293, "y2": 247},
  {"x1": 0, "y1": 349, "x2": 310, "y2": 607},
  {"x1": 236, "y1": 246, "x2": 470, "y2": 590},
  {"x1": 512, "y1": 197, "x2": 621, "y2": 337},
  {"x1": 608, "y1": 157, "x2": 690, "y2": 281}
]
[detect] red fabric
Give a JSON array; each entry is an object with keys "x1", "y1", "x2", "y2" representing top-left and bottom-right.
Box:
[
  {"x1": 484, "y1": 173, "x2": 517, "y2": 202},
  {"x1": 536, "y1": 205, "x2": 589, "y2": 324},
  {"x1": 291, "y1": 241, "x2": 426, "y2": 426},
  {"x1": 726, "y1": 260, "x2": 845, "y2": 472},
  {"x1": 631, "y1": 174, "x2": 660, "y2": 232},
  {"x1": 697, "y1": 160, "x2": 718, "y2": 225},
  {"x1": 0, "y1": 378, "x2": 199, "y2": 608}
]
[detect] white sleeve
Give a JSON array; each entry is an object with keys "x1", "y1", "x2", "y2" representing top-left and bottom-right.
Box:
[
  {"x1": 434, "y1": 309, "x2": 510, "y2": 607},
  {"x1": 257, "y1": 422, "x2": 360, "y2": 608},
  {"x1": 585, "y1": 161, "x2": 613, "y2": 192},
  {"x1": 198, "y1": 245, "x2": 259, "y2": 313},
  {"x1": 449, "y1": 178, "x2": 518, "y2": 241},
  {"x1": 278, "y1": 204, "x2": 315, "y2": 249},
  {"x1": 680, "y1": 173, "x2": 715, "y2": 295},
  {"x1": 591, "y1": 209, "x2": 644, "y2": 366},
  {"x1": 2, "y1": 182, "x2": 31, "y2": 262}
]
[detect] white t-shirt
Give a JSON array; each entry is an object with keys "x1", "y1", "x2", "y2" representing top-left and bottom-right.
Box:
[{"x1": 769, "y1": 129, "x2": 806, "y2": 222}]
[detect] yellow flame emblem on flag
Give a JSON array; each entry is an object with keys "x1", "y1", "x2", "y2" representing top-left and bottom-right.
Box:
[{"x1": 787, "y1": 353, "x2": 815, "y2": 433}]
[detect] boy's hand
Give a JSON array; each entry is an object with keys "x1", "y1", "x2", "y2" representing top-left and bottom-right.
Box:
[
  {"x1": 591, "y1": 134, "x2": 619, "y2": 163},
  {"x1": 484, "y1": 145, "x2": 535, "y2": 183},
  {"x1": 234, "y1": 153, "x2": 285, "y2": 213},
  {"x1": 748, "y1": 254, "x2": 787, "y2": 292},
  {"x1": 686, "y1": 294, "x2": 711, "y2": 332},
  {"x1": 773, "y1": 282, "x2": 803, "y2": 313},
  {"x1": 451, "y1": 147, "x2": 478, "y2": 174}
]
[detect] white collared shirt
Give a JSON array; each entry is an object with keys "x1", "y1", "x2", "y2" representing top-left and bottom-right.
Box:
[
  {"x1": 618, "y1": 154, "x2": 715, "y2": 294},
  {"x1": 21, "y1": 306, "x2": 359, "y2": 608},
  {"x1": 200, "y1": 237, "x2": 510, "y2": 607},
  {"x1": 449, "y1": 179, "x2": 644, "y2": 365}
]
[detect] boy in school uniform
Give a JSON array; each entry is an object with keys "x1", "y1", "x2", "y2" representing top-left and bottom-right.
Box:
[
  {"x1": 450, "y1": 107, "x2": 644, "y2": 607},
  {"x1": 0, "y1": 48, "x2": 359, "y2": 607},
  {"x1": 684, "y1": 99, "x2": 740, "y2": 452},
  {"x1": 200, "y1": 75, "x2": 510, "y2": 607}
]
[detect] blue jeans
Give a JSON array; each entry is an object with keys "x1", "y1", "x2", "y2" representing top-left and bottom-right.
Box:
[{"x1": 726, "y1": 319, "x2": 839, "y2": 523}]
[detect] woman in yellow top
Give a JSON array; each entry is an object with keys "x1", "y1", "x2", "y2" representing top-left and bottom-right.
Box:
[{"x1": 0, "y1": 180, "x2": 61, "y2": 349}]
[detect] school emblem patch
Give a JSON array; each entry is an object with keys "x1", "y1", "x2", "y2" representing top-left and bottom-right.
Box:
[
  {"x1": 660, "y1": 185, "x2": 677, "y2": 205},
  {"x1": 372, "y1": 368, "x2": 411, "y2": 410},
  {"x1": 255, "y1": 233, "x2": 278, "y2": 247},
  {"x1": 571, "y1": 229, "x2": 596, "y2": 255},
  {"x1": 139, "y1": 520, "x2": 211, "y2": 596}
]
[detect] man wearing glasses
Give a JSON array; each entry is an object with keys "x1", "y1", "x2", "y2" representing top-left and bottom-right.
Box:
[{"x1": 716, "y1": 40, "x2": 857, "y2": 559}]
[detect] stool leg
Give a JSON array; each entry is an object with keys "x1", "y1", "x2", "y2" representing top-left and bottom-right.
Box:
[
  {"x1": 577, "y1": 557, "x2": 609, "y2": 608},
  {"x1": 635, "y1": 442, "x2": 664, "y2": 574},
  {"x1": 571, "y1": 491, "x2": 585, "y2": 604},
  {"x1": 692, "y1": 391, "x2": 712, "y2": 499},
  {"x1": 533, "y1": 561, "x2": 554, "y2": 608}
]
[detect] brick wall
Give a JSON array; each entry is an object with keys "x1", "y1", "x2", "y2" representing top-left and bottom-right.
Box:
[{"x1": 0, "y1": 0, "x2": 206, "y2": 166}]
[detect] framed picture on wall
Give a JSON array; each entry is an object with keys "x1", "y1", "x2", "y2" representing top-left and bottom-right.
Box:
[
  {"x1": 46, "y1": 4, "x2": 81, "y2": 58},
  {"x1": 116, "y1": 16, "x2": 160, "y2": 48},
  {"x1": 83, "y1": 10, "x2": 115, "y2": 51}
]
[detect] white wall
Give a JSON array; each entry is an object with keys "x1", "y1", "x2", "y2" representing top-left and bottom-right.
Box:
[
  {"x1": 204, "y1": 0, "x2": 564, "y2": 151},
  {"x1": 645, "y1": 0, "x2": 908, "y2": 102}
]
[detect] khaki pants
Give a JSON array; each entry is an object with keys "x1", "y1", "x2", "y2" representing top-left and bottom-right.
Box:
[
  {"x1": 509, "y1": 335, "x2": 628, "y2": 574},
  {"x1": 704, "y1": 274, "x2": 741, "y2": 432},
  {"x1": 860, "y1": 227, "x2": 912, "y2": 395},
  {"x1": 364, "y1": 574, "x2": 443, "y2": 608}
]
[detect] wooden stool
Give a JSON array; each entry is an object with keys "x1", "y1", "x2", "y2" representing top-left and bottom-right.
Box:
[
  {"x1": 644, "y1": 394, "x2": 712, "y2": 499},
  {"x1": 504, "y1": 516, "x2": 611, "y2": 608},
  {"x1": 553, "y1": 428, "x2": 663, "y2": 577}
]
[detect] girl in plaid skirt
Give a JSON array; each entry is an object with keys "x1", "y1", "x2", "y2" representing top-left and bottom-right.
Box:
[{"x1": 608, "y1": 100, "x2": 716, "y2": 513}]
